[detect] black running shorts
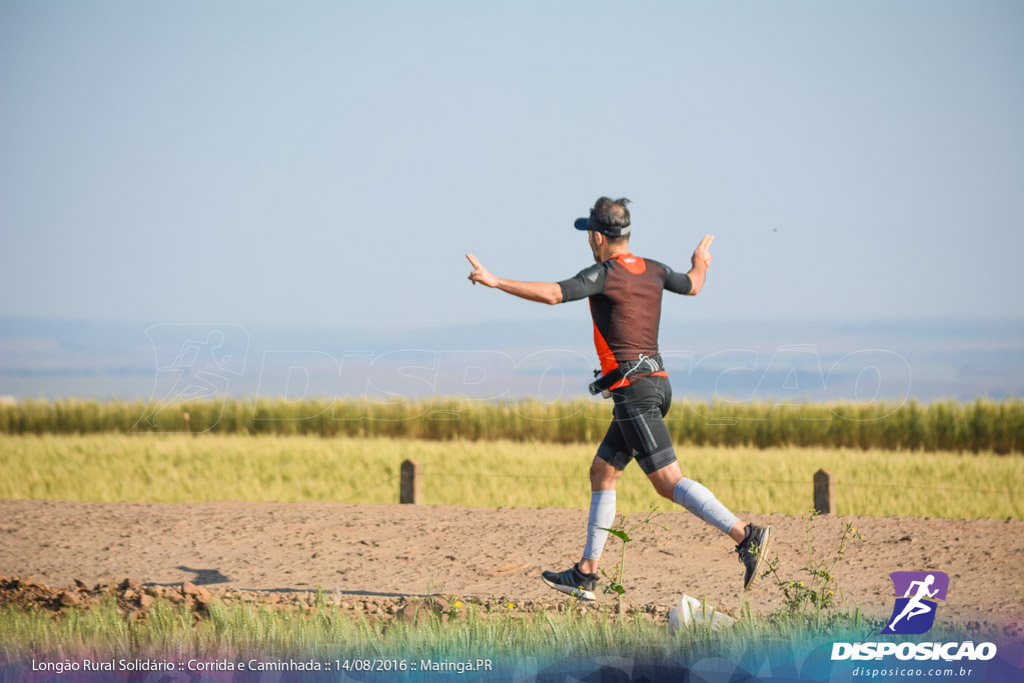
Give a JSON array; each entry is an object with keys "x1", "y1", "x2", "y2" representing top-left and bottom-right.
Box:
[{"x1": 595, "y1": 375, "x2": 677, "y2": 475}]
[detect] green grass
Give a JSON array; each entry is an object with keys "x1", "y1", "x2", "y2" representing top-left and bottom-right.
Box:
[
  {"x1": 1, "y1": 435, "x2": 1020, "y2": 518},
  {"x1": 2, "y1": 397, "x2": 1022, "y2": 453},
  {"x1": 0, "y1": 596, "x2": 997, "y2": 664}
]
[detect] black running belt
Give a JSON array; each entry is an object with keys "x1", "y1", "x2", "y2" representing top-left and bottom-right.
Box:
[{"x1": 589, "y1": 354, "x2": 664, "y2": 397}]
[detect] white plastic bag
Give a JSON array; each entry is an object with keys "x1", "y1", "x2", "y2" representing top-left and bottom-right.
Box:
[{"x1": 668, "y1": 594, "x2": 736, "y2": 632}]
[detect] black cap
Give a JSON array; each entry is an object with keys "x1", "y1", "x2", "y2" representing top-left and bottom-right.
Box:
[{"x1": 573, "y1": 217, "x2": 632, "y2": 238}]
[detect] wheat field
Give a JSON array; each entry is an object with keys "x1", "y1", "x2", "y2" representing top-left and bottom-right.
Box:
[{"x1": 1, "y1": 434, "x2": 1019, "y2": 518}]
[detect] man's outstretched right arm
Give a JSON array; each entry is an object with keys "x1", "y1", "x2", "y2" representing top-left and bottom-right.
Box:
[{"x1": 466, "y1": 253, "x2": 563, "y2": 305}]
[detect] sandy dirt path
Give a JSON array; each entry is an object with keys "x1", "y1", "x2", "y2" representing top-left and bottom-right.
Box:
[{"x1": 1, "y1": 500, "x2": 1021, "y2": 629}]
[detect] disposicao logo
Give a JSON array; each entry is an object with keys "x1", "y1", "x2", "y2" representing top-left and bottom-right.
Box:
[
  {"x1": 831, "y1": 570, "x2": 997, "y2": 663},
  {"x1": 881, "y1": 571, "x2": 949, "y2": 635}
]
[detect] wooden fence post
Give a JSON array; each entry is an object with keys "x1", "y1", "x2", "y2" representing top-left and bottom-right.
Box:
[
  {"x1": 814, "y1": 468, "x2": 833, "y2": 515},
  {"x1": 400, "y1": 459, "x2": 420, "y2": 504}
]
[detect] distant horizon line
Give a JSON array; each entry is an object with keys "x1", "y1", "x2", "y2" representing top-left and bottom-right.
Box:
[{"x1": 3, "y1": 313, "x2": 1023, "y2": 331}]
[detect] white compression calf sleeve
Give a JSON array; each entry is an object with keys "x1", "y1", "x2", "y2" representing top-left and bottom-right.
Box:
[
  {"x1": 672, "y1": 478, "x2": 739, "y2": 535},
  {"x1": 582, "y1": 490, "x2": 617, "y2": 560}
]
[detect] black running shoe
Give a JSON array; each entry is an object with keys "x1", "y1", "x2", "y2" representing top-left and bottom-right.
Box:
[
  {"x1": 541, "y1": 564, "x2": 598, "y2": 601},
  {"x1": 735, "y1": 524, "x2": 773, "y2": 591}
]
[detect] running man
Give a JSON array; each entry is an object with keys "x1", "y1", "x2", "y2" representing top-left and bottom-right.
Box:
[
  {"x1": 466, "y1": 197, "x2": 773, "y2": 599},
  {"x1": 888, "y1": 574, "x2": 939, "y2": 631}
]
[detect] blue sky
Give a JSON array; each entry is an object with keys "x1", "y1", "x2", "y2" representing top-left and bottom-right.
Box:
[{"x1": 1, "y1": 1, "x2": 1023, "y2": 332}]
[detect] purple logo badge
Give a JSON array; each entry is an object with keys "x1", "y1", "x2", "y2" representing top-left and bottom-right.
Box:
[{"x1": 881, "y1": 571, "x2": 949, "y2": 635}]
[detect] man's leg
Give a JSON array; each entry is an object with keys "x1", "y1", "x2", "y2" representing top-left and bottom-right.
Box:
[
  {"x1": 541, "y1": 424, "x2": 630, "y2": 601},
  {"x1": 578, "y1": 456, "x2": 623, "y2": 575},
  {"x1": 646, "y1": 461, "x2": 773, "y2": 589},
  {"x1": 646, "y1": 462, "x2": 747, "y2": 543}
]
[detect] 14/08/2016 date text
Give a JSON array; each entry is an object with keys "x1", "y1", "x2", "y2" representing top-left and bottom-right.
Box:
[{"x1": 336, "y1": 659, "x2": 493, "y2": 674}]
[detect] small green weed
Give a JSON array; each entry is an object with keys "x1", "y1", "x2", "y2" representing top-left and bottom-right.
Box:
[
  {"x1": 599, "y1": 506, "x2": 668, "y2": 615},
  {"x1": 760, "y1": 510, "x2": 863, "y2": 622}
]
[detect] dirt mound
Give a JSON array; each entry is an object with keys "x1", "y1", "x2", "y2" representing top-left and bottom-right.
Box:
[
  {"x1": 0, "y1": 575, "x2": 670, "y2": 626},
  {"x1": 0, "y1": 576, "x2": 216, "y2": 624}
]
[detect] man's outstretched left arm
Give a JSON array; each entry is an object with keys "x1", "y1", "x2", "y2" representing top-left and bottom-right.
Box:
[
  {"x1": 466, "y1": 253, "x2": 563, "y2": 305},
  {"x1": 684, "y1": 234, "x2": 714, "y2": 296}
]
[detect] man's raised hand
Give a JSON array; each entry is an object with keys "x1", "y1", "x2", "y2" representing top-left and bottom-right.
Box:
[
  {"x1": 466, "y1": 253, "x2": 500, "y2": 288},
  {"x1": 692, "y1": 235, "x2": 714, "y2": 270}
]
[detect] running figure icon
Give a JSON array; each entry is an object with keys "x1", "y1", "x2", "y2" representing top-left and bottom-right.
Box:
[{"x1": 887, "y1": 574, "x2": 939, "y2": 631}]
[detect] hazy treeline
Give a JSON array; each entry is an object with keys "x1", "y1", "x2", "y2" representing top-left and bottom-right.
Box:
[{"x1": 1, "y1": 397, "x2": 1020, "y2": 453}]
